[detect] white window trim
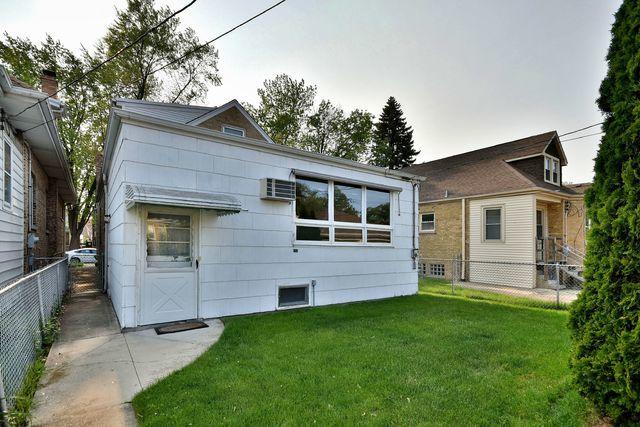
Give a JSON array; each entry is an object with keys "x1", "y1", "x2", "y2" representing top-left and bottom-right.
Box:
[
  {"x1": 3, "y1": 135, "x2": 13, "y2": 209},
  {"x1": 544, "y1": 155, "x2": 560, "y2": 186},
  {"x1": 482, "y1": 205, "x2": 505, "y2": 243},
  {"x1": 221, "y1": 124, "x2": 246, "y2": 137},
  {"x1": 420, "y1": 212, "x2": 435, "y2": 233},
  {"x1": 294, "y1": 176, "x2": 393, "y2": 247}
]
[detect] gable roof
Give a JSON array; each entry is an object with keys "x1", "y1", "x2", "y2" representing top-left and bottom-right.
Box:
[{"x1": 404, "y1": 131, "x2": 578, "y2": 201}]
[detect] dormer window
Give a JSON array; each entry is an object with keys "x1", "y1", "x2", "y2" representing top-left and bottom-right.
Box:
[
  {"x1": 222, "y1": 124, "x2": 245, "y2": 137},
  {"x1": 544, "y1": 155, "x2": 560, "y2": 185}
]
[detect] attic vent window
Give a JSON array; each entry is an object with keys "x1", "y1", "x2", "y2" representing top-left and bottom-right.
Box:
[{"x1": 222, "y1": 125, "x2": 245, "y2": 137}]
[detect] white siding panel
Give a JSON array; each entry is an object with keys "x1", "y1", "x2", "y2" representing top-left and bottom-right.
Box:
[
  {"x1": 0, "y1": 131, "x2": 24, "y2": 285},
  {"x1": 468, "y1": 194, "x2": 536, "y2": 288},
  {"x1": 106, "y1": 122, "x2": 419, "y2": 326}
]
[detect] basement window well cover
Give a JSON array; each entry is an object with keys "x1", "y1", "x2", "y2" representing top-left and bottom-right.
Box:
[{"x1": 278, "y1": 285, "x2": 309, "y2": 308}]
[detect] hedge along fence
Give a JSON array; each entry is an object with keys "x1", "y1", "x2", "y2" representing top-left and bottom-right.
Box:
[{"x1": 0, "y1": 259, "x2": 69, "y2": 418}]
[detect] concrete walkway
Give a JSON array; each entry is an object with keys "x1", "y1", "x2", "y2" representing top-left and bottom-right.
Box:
[{"x1": 31, "y1": 266, "x2": 224, "y2": 426}]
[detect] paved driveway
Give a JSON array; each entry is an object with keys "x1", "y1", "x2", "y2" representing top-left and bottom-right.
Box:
[{"x1": 31, "y1": 267, "x2": 224, "y2": 426}]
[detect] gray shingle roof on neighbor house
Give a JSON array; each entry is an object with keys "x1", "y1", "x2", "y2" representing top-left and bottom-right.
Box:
[
  {"x1": 404, "y1": 131, "x2": 585, "y2": 201},
  {"x1": 115, "y1": 98, "x2": 216, "y2": 124}
]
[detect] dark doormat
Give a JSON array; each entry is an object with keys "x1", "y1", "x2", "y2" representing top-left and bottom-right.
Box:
[{"x1": 155, "y1": 320, "x2": 208, "y2": 335}]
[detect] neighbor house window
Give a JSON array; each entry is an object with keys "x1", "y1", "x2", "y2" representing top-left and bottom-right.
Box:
[
  {"x1": 221, "y1": 125, "x2": 245, "y2": 137},
  {"x1": 3, "y1": 138, "x2": 12, "y2": 207},
  {"x1": 30, "y1": 172, "x2": 36, "y2": 229},
  {"x1": 278, "y1": 285, "x2": 310, "y2": 308},
  {"x1": 295, "y1": 176, "x2": 392, "y2": 245},
  {"x1": 429, "y1": 263, "x2": 445, "y2": 277},
  {"x1": 146, "y1": 212, "x2": 192, "y2": 268},
  {"x1": 483, "y1": 207, "x2": 503, "y2": 241},
  {"x1": 421, "y1": 212, "x2": 435, "y2": 232},
  {"x1": 544, "y1": 156, "x2": 560, "y2": 185}
]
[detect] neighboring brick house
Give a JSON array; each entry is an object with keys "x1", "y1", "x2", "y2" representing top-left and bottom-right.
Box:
[
  {"x1": 0, "y1": 66, "x2": 75, "y2": 283},
  {"x1": 404, "y1": 131, "x2": 590, "y2": 288}
]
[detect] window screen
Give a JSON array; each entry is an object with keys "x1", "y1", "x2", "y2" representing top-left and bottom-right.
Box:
[
  {"x1": 366, "y1": 188, "x2": 390, "y2": 225},
  {"x1": 484, "y1": 208, "x2": 502, "y2": 241},
  {"x1": 296, "y1": 177, "x2": 329, "y2": 221},
  {"x1": 278, "y1": 285, "x2": 309, "y2": 307},
  {"x1": 4, "y1": 140, "x2": 11, "y2": 205},
  {"x1": 334, "y1": 182, "x2": 361, "y2": 223},
  {"x1": 146, "y1": 213, "x2": 192, "y2": 268},
  {"x1": 421, "y1": 213, "x2": 435, "y2": 231}
]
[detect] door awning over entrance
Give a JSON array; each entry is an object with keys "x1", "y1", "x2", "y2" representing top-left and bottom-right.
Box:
[{"x1": 124, "y1": 184, "x2": 242, "y2": 215}]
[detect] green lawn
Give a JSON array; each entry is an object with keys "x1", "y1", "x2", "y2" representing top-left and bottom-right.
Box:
[{"x1": 132, "y1": 286, "x2": 590, "y2": 426}]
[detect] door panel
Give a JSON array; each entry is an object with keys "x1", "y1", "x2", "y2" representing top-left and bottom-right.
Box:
[{"x1": 141, "y1": 209, "x2": 197, "y2": 325}]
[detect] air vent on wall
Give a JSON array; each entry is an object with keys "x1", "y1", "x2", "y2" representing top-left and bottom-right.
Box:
[{"x1": 260, "y1": 178, "x2": 296, "y2": 201}]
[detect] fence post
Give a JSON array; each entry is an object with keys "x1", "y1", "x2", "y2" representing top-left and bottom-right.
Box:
[
  {"x1": 0, "y1": 368, "x2": 8, "y2": 427},
  {"x1": 555, "y1": 262, "x2": 560, "y2": 307},
  {"x1": 451, "y1": 259, "x2": 455, "y2": 295},
  {"x1": 37, "y1": 274, "x2": 45, "y2": 324}
]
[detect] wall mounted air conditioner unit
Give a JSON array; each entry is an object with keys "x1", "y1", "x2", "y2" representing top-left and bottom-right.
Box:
[{"x1": 260, "y1": 178, "x2": 296, "y2": 201}]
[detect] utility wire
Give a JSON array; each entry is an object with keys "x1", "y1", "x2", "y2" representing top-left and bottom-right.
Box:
[
  {"x1": 560, "y1": 131, "x2": 604, "y2": 142},
  {"x1": 19, "y1": 0, "x2": 287, "y2": 135},
  {"x1": 149, "y1": 0, "x2": 287, "y2": 76},
  {"x1": 558, "y1": 122, "x2": 603, "y2": 137},
  {"x1": 10, "y1": 0, "x2": 198, "y2": 119}
]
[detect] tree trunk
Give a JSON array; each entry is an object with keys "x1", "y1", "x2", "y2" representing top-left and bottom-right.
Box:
[{"x1": 69, "y1": 233, "x2": 81, "y2": 250}]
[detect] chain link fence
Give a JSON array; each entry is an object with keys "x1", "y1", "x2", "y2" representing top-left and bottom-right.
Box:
[
  {"x1": 419, "y1": 258, "x2": 583, "y2": 308},
  {"x1": 0, "y1": 258, "x2": 69, "y2": 415}
]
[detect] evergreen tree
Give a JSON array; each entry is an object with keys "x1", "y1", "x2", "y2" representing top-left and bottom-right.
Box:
[
  {"x1": 370, "y1": 97, "x2": 419, "y2": 169},
  {"x1": 568, "y1": 1, "x2": 640, "y2": 423}
]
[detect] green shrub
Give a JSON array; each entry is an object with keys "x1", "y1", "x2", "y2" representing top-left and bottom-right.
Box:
[{"x1": 568, "y1": 1, "x2": 640, "y2": 423}]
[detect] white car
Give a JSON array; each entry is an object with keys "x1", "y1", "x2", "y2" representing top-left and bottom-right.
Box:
[{"x1": 66, "y1": 248, "x2": 97, "y2": 264}]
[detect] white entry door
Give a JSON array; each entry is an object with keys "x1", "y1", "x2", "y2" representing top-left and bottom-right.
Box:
[{"x1": 141, "y1": 208, "x2": 198, "y2": 325}]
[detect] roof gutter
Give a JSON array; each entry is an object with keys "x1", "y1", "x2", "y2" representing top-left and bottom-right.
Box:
[{"x1": 420, "y1": 186, "x2": 584, "y2": 204}]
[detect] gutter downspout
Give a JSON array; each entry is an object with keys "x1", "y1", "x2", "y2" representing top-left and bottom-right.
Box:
[
  {"x1": 412, "y1": 181, "x2": 419, "y2": 269},
  {"x1": 461, "y1": 198, "x2": 466, "y2": 280}
]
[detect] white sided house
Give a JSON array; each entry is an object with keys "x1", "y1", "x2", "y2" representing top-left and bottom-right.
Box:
[{"x1": 99, "y1": 99, "x2": 422, "y2": 328}]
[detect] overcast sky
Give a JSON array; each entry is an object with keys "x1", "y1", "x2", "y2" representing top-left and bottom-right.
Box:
[{"x1": 0, "y1": 0, "x2": 620, "y2": 183}]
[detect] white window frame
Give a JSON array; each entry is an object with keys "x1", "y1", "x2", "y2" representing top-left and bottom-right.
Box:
[
  {"x1": 221, "y1": 124, "x2": 246, "y2": 137},
  {"x1": 482, "y1": 205, "x2": 505, "y2": 243},
  {"x1": 294, "y1": 176, "x2": 393, "y2": 246},
  {"x1": 544, "y1": 155, "x2": 560, "y2": 186},
  {"x1": 420, "y1": 212, "x2": 435, "y2": 233},
  {"x1": 3, "y1": 135, "x2": 12, "y2": 209}
]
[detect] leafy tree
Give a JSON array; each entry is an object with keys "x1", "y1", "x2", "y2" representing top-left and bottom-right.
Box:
[
  {"x1": 1, "y1": 0, "x2": 221, "y2": 248},
  {"x1": 568, "y1": 1, "x2": 640, "y2": 423},
  {"x1": 1, "y1": 34, "x2": 104, "y2": 250},
  {"x1": 370, "y1": 96, "x2": 419, "y2": 169},
  {"x1": 248, "y1": 74, "x2": 374, "y2": 162},
  {"x1": 247, "y1": 74, "x2": 317, "y2": 147}
]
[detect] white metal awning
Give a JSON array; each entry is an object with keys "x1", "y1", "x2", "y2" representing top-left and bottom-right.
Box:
[{"x1": 124, "y1": 184, "x2": 242, "y2": 215}]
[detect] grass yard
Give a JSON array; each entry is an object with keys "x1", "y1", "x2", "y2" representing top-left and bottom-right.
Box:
[{"x1": 133, "y1": 284, "x2": 590, "y2": 426}]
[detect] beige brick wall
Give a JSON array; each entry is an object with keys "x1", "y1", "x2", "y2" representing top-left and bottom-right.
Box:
[
  {"x1": 565, "y1": 198, "x2": 587, "y2": 253},
  {"x1": 419, "y1": 200, "x2": 463, "y2": 279},
  {"x1": 198, "y1": 107, "x2": 266, "y2": 141}
]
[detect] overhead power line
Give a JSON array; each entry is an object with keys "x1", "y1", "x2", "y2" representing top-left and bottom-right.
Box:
[
  {"x1": 560, "y1": 131, "x2": 604, "y2": 142},
  {"x1": 149, "y1": 0, "x2": 287, "y2": 76},
  {"x1": 19, "y1": 0, "x2": 288, "y2": 135},
  {"x1": 558, "y1": 122, "x2": 603, "y2": 137},
  {"x1": 10, "y1": 0, "x2": 198, "y2": 119}
]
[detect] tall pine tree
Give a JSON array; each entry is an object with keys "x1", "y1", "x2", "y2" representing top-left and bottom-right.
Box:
[
  {"x1": 568, "y1": 1, "x2": 640, "y2": 423},
  {"x1": 370, "y1": 97, "x2": 420, "y2": 169}
]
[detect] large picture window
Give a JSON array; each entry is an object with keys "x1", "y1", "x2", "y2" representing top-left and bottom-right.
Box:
[{"x1": 295, "y1": 175, "x2": 392, "y2": 245}]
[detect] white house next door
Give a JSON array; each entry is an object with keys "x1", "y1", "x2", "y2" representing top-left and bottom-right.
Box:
[{"x1": 141, "y1": 208, "x2": 198, "y2": 325}]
